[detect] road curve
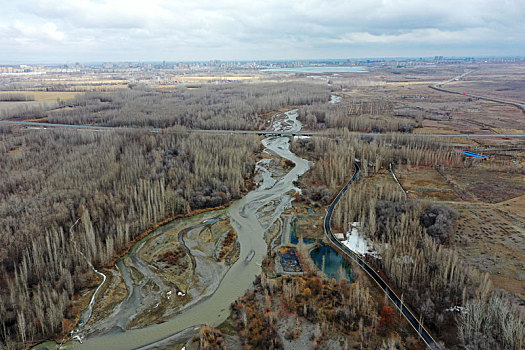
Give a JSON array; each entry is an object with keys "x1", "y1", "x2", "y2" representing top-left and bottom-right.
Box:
[
  {"x1": 324, "y1": 163, "x2": 440, "y2": 349},
  {"x1": 430, "y1": 72, "x2": 525, "y2": 113},
  {"x1": 1, "y1": 120, "x2": 524, "y2": 138}
]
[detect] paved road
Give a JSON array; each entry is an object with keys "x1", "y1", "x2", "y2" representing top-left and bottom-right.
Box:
[
  {"x1": 430, "y1": 72, "x2": 525, "y2": 113},
  {"x1": 1, "y1": 120, "x2": 524, "y2": 138},
  {"x1": 324, "y1": 163, "x2": 440, "y2": 349}
]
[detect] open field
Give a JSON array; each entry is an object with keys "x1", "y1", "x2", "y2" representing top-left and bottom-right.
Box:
[
  {"x1": 446, "y1": 65, "x2": 525, "y2": 102},
  {"x1": 1, "y1": 70, "x2": 263, "y2": 95},
  {"x1": 0, "y1": 90, "x2": 80, "y2": 102},
  {"x1": 36, "y1": 78, "x2": 126, "y2": 84},
  {"x1": 443, "y1": 167, "x2": 525, "y2": 203},
  {"x1": 152, "y1": 75, "x2": 262, "y2": 89},
  {"x1": 339, "y1": 63, "x2": 525, "y2": 135},
  {"x1": 451, "y1": 198, "x2": 525, "y2": 301},
  {"x1": 397, "y1": 160, "x2": 525, "y2": 302},
  {"x1": 1, "y1": 74, "x2": 129, "y2": 91},
  {"x1": 398, "y1": 167, "x2": 459, "y2": 201}
]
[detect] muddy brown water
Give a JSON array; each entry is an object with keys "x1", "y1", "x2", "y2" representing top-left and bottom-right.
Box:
[{"x1": 34, "y1": 109, "x2": 310, "y2": 350}]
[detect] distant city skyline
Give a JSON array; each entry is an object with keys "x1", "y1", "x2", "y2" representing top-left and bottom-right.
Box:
[
  {"x1": 3, "y1": 56, "x2": 525, "y2": 67},
  {"x1": 2, "y1": 0, "x2": 524, "y2": 63}
]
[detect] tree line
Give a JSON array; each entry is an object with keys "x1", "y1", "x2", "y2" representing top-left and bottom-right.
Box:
[
  {"x1": 0, "y1": 93, "x2": 35, "y2": 102},
  {"x1": 32, "y1": 82, "x2": 330, "y2": 129},
  {"x1": 297, "y1": 99, "x2": 417, "y2": 133}
]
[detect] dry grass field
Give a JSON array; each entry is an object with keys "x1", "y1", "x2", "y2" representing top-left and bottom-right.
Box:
[
  {"x1": 0, "y1": 90, "x2": 80, "y2": 102},
  {"x1": 451, "y1": 198, "x2": 525, "y2": 301},
  {"x1": 444, "y1": 167, "x2": 525, "y2": 203},
  {"x1": 446, "y1": 65, "x2": 525, "y2": 102},
  {"x1": 345, "y1": 63, "x2": 525, "y2": 135},
  {"x1": 396, "y1": 159, "x2": 525, "y2": 302},
  {"x1": 1, "y1": 73, "x2": 130, "y2": 91},
  {"x1": 397, "y1": 168, "x2": 459, "y2": 201}
]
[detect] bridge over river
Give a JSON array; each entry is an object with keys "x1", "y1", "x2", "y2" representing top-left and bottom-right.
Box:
[{"x1": 1, "y1": 120, "x2": 525, "y2": 138}]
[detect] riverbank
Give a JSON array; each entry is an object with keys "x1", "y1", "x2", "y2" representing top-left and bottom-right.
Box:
[
  {"x1": 54, "y1": 203, "x2": 238, "y2": 340},
  {"x1": 33, "y1": 108, "x2": 311, "y2": 350},
  {"x1": 70, "y1": 208, "x2": 249, "y2": 344}
]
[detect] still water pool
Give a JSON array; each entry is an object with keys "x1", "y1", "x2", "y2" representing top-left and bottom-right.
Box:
[{"x1": 310, "y1": 244, "x2": 352, "y2": 281}]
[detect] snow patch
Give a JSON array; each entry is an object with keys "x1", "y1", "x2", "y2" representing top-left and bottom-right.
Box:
[{"x1": 338, "y1": 222, "x2": 375, "y2": 256}]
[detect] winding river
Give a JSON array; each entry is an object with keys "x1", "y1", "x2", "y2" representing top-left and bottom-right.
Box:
[{"x1": 35, "y1": 109, "x2": 310, "y2": 350}]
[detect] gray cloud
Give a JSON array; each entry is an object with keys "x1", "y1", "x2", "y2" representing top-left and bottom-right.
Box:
[{"x1": 1, "y1": 0, "x2": 524, "y2": 63}]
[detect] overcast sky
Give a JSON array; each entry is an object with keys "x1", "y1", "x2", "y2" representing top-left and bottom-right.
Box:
[{"x1": 1, "y1": 0, "x2": 524, "y2": 63}]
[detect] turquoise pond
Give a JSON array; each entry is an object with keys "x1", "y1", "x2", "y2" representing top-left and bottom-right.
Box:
[
  {"x1": 261, "y1": 66, "x2": 368, "y2": 73},
  {"x1": 310, "y1": 244, "x2": 353, "y2": 281}
]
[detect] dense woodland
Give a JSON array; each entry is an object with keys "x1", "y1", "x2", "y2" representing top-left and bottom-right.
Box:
[
  {"x1": 294, "y1": 133, "x2": 525, "y2": 349},
  {"x1": 2, "y1": 82, "x2": 331, "y2": 128},
  {"x1": 297, "y1": 99, "x2": 417, "y2": 133},
  {"x1": 0, "y1": 102, "x2": 57, "y2": 120},
  {"x1": 0, "y1": 94, "x2": 35, "y2": 102}
]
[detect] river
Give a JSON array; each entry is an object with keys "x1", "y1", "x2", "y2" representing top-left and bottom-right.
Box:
[{"x1": 34, "y1": 109, "x2": 310, "y2": 350}]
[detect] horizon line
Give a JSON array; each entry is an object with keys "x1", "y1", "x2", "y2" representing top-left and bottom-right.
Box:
[{"x1": 1, "y1": 55, "x2": 524, "y2": 66}]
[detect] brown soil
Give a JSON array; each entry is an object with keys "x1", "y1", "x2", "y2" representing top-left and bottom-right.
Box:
[
  {"x1": 395, "y1": 162, "x2": 525, "y2": 302},
  {"x1": 442, "y1": 167, "x2": 525, "y2": 203},
  {"x1": 446, "y1": 66, "x2": 525, "y2": 103},
  {"x1": 451, "y1": 199, "x2": 525, "y2": 301},
  {"x1": 397, "y1": 168, "x2": 459, "y2": 201}
]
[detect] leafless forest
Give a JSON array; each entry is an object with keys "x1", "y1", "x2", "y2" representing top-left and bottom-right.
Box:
[
  {"x1": 0, "y1": 94, "x2": 35, "y2": 102},
  {"x1": 229, "y1": 272, "x2": 411, "y2": 349},
  {"x1": 0, "y1": 128, "x2": 262, "y2": 345},
  {"x1": 298, "y1": 100, "x2": 417, "y2": 133},
  {"x1": 0, "y1": 82, "x2": 331, "y2": 348},
  {"x1": 2, "y1": 82, "x2": 330, "y2": 128}
]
